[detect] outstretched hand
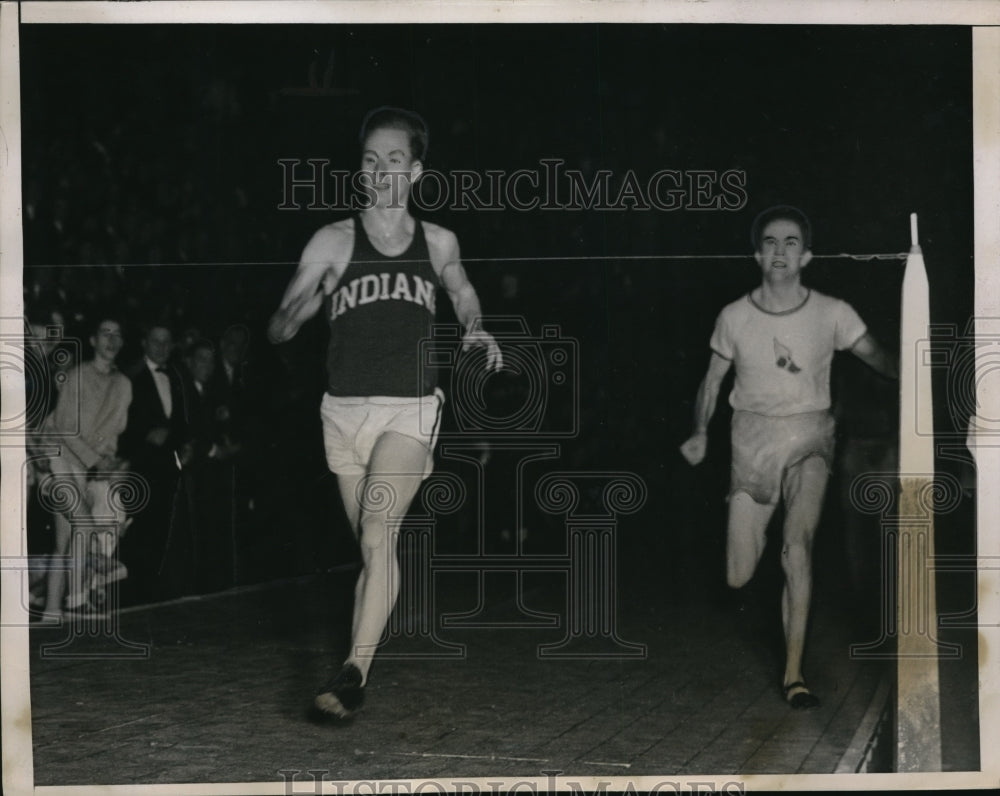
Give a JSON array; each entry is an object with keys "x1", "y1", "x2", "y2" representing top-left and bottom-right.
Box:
[
  {"x1": 462, "y1": 327, "x2": 503, "y2": 372},
  {"x1": 267, "y1": 308, "x2": 302, "y2": 345},
  {"x1": 679, "y1": 432, "x2": 708, "y2": 466}
]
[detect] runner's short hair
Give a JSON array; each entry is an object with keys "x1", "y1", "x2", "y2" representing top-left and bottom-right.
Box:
[
  {"x1": 751, "y1": 205, "x2": 812, "y2": 251},
  {"x1": 359, "y1": 106, "x2": 429, "y2": 161}
]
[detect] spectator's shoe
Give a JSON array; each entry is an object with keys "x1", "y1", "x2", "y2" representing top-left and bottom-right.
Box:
[
  {"x1": 89, "y1": 584, "x2": 108, "y2": 611},
  {"x1": 30, "y1": 609, "x2": 62, "y2": 624},
  {"x1": 89, "y1": 554, "x2": 128, "y2": 584},
  {"x1": 313, "y1": 663, "x2": 365, "y2": 719},
  {"x1": 63, "y1": 599, "x2": 106, "y2": 621}
]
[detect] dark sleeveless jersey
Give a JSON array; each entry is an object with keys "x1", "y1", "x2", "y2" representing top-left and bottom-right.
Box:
[{"x1": 324, "y1": 215, "x2": 440, "y2": 397}]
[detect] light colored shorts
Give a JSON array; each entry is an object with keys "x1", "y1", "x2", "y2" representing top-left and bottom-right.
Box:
[
  {"x1": 730, "y1": 409, "x2": 835, "y2": 505},
  {"x1": 42, "y1": 453, "x2": 129, "y2": 557},
  {"x1": 320, "y1": 389, "x2": 444, "y2": 478}
]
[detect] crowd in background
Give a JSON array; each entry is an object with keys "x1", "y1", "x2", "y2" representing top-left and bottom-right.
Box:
[{"x1": 23, "y1": 304, "x2": 275, "y2": 614}]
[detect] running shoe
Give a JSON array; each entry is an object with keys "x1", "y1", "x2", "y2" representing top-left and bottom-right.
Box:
[{"x1": 313, "y1": 663, "x2": 365, "y2": 718}]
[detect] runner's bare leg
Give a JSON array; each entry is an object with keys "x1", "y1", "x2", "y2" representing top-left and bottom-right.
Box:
[
  {"x1": 345, "y1": 430, "x2": 429, "y2": 685},
  {"x1": 336, "y1": 473, "x2": 365, "y2": 636},
  {"x1": 780, "y1": 455, "x2": 829, "y2": 690}
]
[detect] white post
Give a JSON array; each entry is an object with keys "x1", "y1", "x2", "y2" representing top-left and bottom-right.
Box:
[{"x1": 896, "y1": 214, "x2": 942, "y2": 771}]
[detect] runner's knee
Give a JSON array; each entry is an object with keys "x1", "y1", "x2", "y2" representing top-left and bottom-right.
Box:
[{"x1": 358, "y1": 514, "x2": 389, "y2": 555}]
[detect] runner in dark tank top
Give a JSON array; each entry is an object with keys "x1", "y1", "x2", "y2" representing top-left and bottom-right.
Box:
[{"x1": 268, "y1": 107, "x2": 502, "y2": 720}]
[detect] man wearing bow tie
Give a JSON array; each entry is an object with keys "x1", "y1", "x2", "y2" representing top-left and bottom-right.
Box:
[{"x1": 119, "y1": 324, "x2": 189, "y2": 603}]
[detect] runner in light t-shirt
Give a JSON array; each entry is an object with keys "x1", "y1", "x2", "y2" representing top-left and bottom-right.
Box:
[{"x1": 680, "y1": 206, "x2": 897, "y2": 710}]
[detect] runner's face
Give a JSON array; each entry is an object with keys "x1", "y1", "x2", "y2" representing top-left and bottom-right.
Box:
[
  {"x1": 754, "y1": 218, "x2": 812, "y2": 281},
  {"x1": 360, "y1": 127, "x2": 421, "y2": 207},
  {"x1": 91, "y1": 321, "x2": 124, "y2": 363}
]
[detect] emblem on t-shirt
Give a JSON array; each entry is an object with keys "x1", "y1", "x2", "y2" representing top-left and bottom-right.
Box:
[{"x1": 773, "y1": 338, "x2": 801, "y2": 374}]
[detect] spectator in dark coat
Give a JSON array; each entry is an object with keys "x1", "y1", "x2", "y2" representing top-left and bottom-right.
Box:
[
  {"x1": 178, "y1": 339, "x2": 239, "y2": 592},
  {"x1": 118, "y1": 324, "x2": 188, "y2": 603}
]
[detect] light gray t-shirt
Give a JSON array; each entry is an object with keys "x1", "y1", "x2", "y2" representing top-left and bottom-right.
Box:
[{"x1": 710, "y1": 289, "x2": 867, "y2": 416}]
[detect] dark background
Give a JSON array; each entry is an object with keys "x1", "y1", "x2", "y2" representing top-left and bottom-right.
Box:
[{"x1": 20, "y1": 22, "x2": 975, "y2": 590}]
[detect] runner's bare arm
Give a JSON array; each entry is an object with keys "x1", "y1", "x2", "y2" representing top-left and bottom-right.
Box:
[
  {"x1": 268, "y1": 222, "x2": 351, "y2": 344},
  {"x1": 849, "y1": 332, "x2": 898, "y2": 379},
  {"x1": 425, "y1": 223, "x2": 503, "y2": 371},
  {"x1": 679, "y1": 352, "x2": 733, "y2": 466}
]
